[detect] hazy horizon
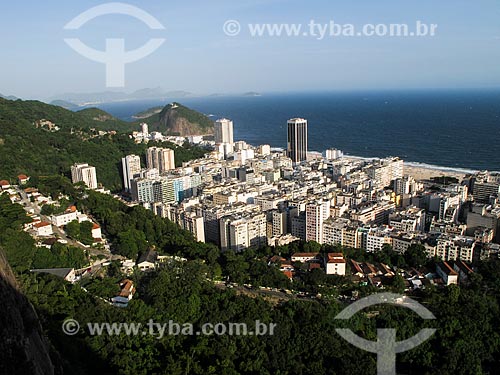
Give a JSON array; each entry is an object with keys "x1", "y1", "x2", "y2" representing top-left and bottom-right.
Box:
[
  {"x1": 1, "y1": 0, "x2": 500, "y2": 99},
  {"x1": 5, "y1": 87, "x2": 500, "y2": 104}
]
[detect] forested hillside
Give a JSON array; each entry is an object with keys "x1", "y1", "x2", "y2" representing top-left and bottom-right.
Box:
[{"x1": 0, "y1": 98, "x2": 207, "y2": 191}]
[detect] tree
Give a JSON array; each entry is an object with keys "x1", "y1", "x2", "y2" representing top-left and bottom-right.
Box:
[
  {"x1": 404, "y1": 244, "x2": 428, "y2": 268},
  {"x1": 390, "y1": 274, "x2": 406, "y2": 293},
  {"x1": 117, "y1": 229, "x2": 148, "y2": 259},
  {"x1": 303, "y1": 241, "x2": 321, "y2": 254},
  {"x1": 221, "y1": 250, "x2": 249, "y2": 284},
  {"x1": 79, "y1": 220, "x2": 94, "y2": 245},
  {"x1": 65, "y1": 220, "x2": 80, "y2": 239}
]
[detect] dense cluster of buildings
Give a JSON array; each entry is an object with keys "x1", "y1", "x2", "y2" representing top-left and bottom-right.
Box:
[
  {"x1": 116, "y1": 117, "x2": 500, "y2": 266},
  {"x1": 121, "y1": 148, "x2": 204, "y2": 205},
  {"x1": 131, "y1": 122, "x2": 210, "y2": 147}
]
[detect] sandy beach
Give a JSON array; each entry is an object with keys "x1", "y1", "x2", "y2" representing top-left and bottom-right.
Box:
[
  {"x1": 342, "y1": 155, "x2": 473, "y2": 182},
  {"x1": 403, "y1": 164, "x2": 469, "y2": 181}
]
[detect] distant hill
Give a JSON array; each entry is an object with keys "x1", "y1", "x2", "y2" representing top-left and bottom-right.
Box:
[
  {"x1": 139, "y1": 102, "x2": 214, "y2": 136},
  {"x1": 132, "y1": 106, "x2": 164, "y2": 119},
  {"x1": 77, "y1": 107, "x2": 116, "y2": 121},
  {"x1": 50, "y1": 100, "x2": 80, "y2": 110},
  {"x1": 49, "y1": 88, "x2": 194, "y2": 105},
  {"x1": 0, "y1": 93, "x2": 18, "y2": 100},
  {"x1": 243, "y1": 91, "x2": 262, "y2": 97}
]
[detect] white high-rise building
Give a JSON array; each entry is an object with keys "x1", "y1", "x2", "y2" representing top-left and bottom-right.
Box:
[
  {"x1": 131, "y1": 178, "x2": 154, "y2": 203},
  {"x1": 325, "y1": 148, "x2": 343, "y2": 160},
  {"x1": 259, "y1": 144, "x2": 271, "y2": 156},
  {"x1": 121, "y1": 154, "x2": 141, "y2": 192},
  {"x1": 214, "y1": 118, "x2": 234, "y2": 145},
  {"x1": 219, "y1": 212, "x2": 267, "y2": 252},
  {"x1": 182, "y1": 213, "x2": 206, "y2": 243},
  {"x1": 306, "y1": 200, "x2": 330, "y2": 243},
  {"x1": 71, "y1": 163, "x2": 97, "y2": 189},
  {"x1": 366, "y1": 157, "x2": 404, "y2": 188},
  {"x1": 146, "y1": 147, "x2": 175, "y2": 173},
  {"x1": 141, "y1": 123, "x2": 149, "y2": 138},
  {"x1": 216, "y1": 142, "x2": 234, "y2": 160}
]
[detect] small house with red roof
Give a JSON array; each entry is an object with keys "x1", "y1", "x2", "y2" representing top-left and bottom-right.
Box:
[
  {"x1": 111, "y1": 279, "x2": 136, "y2": 307},
  {"x1": 436, "y1": 261, "x2": 458, "y2": 286},
  {"x1": 0, "y1": 180, "x2": 11, "y2": 190},
  {"x1": 33, "y1": 221, "x2": 53, "y2": 237},
  {"x1": 325, "y1": 253, "x2": 346, "y2": 276},
  {"x1": 17, "y1": 174, "x2": 30, "y2": 185},
  {"x1": 91, "y1": 223, "x2": 102, "y2": 239}
]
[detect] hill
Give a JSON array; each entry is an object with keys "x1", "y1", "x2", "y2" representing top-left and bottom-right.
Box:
[
  {"x1": 0, "y1": 98, "x2": 133, "y2": 131},
  {"x1": 48, "y1": 88, "x2": 194, "y2": 105},
  {"x1": 49, "y1": 99, "x2": 80, "y2": 110},
  {"x1": 139, "y1": 102, "x2": 214, "y2": 136},
  {"x1": 243, "y1": 91, "x2": 262, "y2": 97},
  {"x1": 0, "y1": 93, "x2": 18, "y2": 101},
  {"x1": 132, "y1": 106, "x2": 163, "y2": 119},
  {"x1": 76, "y1": 107, "x2": 137, "y2": 131},
  {"x1": 0, "y1": 98, "x2": 207, "y2": 191}
]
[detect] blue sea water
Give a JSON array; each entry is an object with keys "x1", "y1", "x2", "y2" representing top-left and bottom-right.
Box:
[{"x1": 92, "y1": 90, "x2": 500, "y2": 171}]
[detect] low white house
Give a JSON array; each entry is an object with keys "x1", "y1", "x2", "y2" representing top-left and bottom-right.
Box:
[
  {"x1": 325, "y1": 253, "x2": 346, "y2": 276},
  {"x1": 51, "y1": 210, "x2": 78, "y2": 227},
  {"x1": 0, "y1": 180, "x2": 11, "y2": 190},
  {"x1": 137, "y1": 249, "x2": 158, "y2": 271},
  {"x1": 291, "y1": 253, "x2": 319, "y2": 263},
  {"x1": 34, "y1": 222, "x2": 53, "y2": 237},
  {"x1": 91, "y1": 223, "x2": 102, "y2": 239},
  {"x1": 31, "y1": 268, "x2": 77, "y2": 283},
  {"x1": 436, "y1": 262, "x2": 458, "y2": 286},
  {"x1": 18, "y1": 174, "x2": 30, "y2": 185},
  {"x1": 120, "y1": 259, "x2": 136, "y2": 275}
]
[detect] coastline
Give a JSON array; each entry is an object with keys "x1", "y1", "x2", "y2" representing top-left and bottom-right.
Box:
[
  {"x1": 403, "y1": 164, "x2": 468, "y2": 181},
  {"x1": 342, "y1": 155, "x2": 477, "y2": 181}
]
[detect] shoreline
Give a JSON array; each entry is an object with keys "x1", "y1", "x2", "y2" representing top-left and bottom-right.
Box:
[
  {"x1": 341, "y1": 155, "x2": 483, "y2": 181},
  {"x1": 277, "y1": 149, "x2": 489, "y2": 181}
]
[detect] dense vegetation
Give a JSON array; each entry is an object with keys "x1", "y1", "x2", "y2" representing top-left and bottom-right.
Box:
[
  {"x1": 16, "y1": 255, "x2": 500, "y2": 375},
  {"x1": 0, "y1": 194, "x2": 87, "y2": 271},
  {"x1": 2, "y1": 186, "x2": 500, "y2": 374},
  {"x1": 66, "y1": 220, "x2": 94, "y2": 246},
  {"x1": 0, "y1": 98, "x2": 207, "y2": 191}
]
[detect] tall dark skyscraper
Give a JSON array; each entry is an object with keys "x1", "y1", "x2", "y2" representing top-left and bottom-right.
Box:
[{"x1": 287, "y1": 118, "x2": 308, "y2": 163}]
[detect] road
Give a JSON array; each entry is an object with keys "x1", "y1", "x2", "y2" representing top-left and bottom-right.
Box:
[{"x1": 215, "y1": 282, "x2": 319, "y2": 304}]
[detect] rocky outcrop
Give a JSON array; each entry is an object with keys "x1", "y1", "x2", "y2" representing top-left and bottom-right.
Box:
[
  {"x1": 0, "y1": 250, "x2": 59, "y2": 375},
  {"x1": 158, "y1": 102, "x2": 213, "y2": 136}
]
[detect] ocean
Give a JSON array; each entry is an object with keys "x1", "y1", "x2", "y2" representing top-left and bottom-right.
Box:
[{"x1": 92, "y1": 90, "x2": 500, "y2": 172}]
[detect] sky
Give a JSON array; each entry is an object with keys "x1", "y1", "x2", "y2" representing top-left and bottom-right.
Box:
[{"x1": 1, "y1": 0, "x2": 500, "y2": 99}]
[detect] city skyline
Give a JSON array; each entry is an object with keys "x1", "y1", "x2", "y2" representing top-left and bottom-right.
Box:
[{"x1": 2, "y1": 2, "x2": 500, "y2": 374}]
